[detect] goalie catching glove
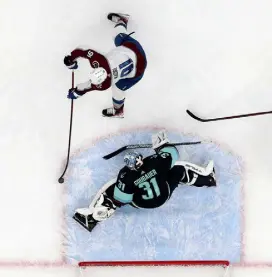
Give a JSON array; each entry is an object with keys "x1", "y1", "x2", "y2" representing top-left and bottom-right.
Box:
[{"x1": 152, "y1": 130, "x2": 170, "y2": 151}]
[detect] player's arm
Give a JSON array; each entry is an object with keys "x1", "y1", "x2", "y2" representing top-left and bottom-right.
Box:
[
  {"x1": 64, "y1": 48, "x2": 92, "y2": 68},
  {"x1": 113, "y1": 169, "x2": 135, "y2": 205},
  {"x1": 65, "y1": 48, "x2": 103, "y2": 68},
  {"x1": 64, "y1": 48, "x2": 111, "y2": 99},
  {"x1": 71, "y1": 80, "x2": 96, "y2": 97},
  {"x1": 66, "y1": 80, "x2": 96, "y2": 99},
  {"x1": 152, "y1": 130, "x2": 180, "y2": 169},
  {"x1": 63, "y1": 48, "x2": 97, "y2": 98}
]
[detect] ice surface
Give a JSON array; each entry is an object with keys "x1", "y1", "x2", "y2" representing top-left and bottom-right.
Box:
[{"x1": 1, "y1": 0, "x2": 272, "y2": 276}]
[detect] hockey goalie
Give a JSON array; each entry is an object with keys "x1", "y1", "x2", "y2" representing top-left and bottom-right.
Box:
[
  {"x1": 73, "y1": 131, "x2": 217, "y2": 232},
  {"x1": 63, "y1": 13, "x2": 147, "y2": 118}
]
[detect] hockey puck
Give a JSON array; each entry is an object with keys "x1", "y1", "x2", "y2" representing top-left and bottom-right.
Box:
[{"x1": 58, "y1": 177, "x2": 64, "y2": 184}]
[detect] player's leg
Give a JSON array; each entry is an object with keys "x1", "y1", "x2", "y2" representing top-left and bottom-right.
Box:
[
  {"x1": 107, "y1": 13, "x2": 130, "y2": 45},
  {"x1": 168, "y1": 161, "x2": 216, "y2": 188},
  {"x1": 102, "y1": 75, "x2": 146, "y2": 118},
  {"x1": 107, "y1": 12, "x2": 147, "y2": 76},
  {"x1": 102, "y1": 85, "x2": 125, "y2": 118},
  {"x1": 73, "y1": 178, "x2": 119, "y2": 232}
]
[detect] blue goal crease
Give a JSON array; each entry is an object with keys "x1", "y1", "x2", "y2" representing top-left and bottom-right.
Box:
[{"x1": 63, "y1": 130, "x2": 242, "y2": 264}]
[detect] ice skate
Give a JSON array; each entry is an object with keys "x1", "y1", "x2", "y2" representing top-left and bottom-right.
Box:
[
  {"x1": 107, "y1": 12, "x2": 130, "y2": 24},
  {"x1": 73, "y1": 208, "x2": 98, "y2": 232},
  {"x1": 102, "y1": 106, "x2": 124, "y2": 118}
]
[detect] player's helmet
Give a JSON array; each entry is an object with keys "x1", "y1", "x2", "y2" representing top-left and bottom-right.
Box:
[
  {"x1": 124, "y1": 152, "x2": 144, "y2": 170},
  {"x1": 90, "y1": 67, "x2": 107, "y2": 85}
]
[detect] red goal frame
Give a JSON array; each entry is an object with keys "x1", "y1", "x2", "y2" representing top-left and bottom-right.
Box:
[{"x1": 79, "y1": 260, "x2": 230, "y2": 267}]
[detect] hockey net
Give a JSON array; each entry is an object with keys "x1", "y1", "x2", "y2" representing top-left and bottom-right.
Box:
[{"x1": 78, "y1": 260, "x2": 230, "y2": 277}]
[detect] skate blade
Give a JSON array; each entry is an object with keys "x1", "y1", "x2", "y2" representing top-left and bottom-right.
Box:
[
  {"x1": 102, "y1": 115, "x2": 124, "y2": 119},
  {"x1": 73, "y1": 215, "x2": 97, "y2": 233}
]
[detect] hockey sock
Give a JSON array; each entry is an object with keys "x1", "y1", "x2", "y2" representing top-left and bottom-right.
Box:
[{"x1": 113, "y1": 97, "x2": 125, "y2": 110}]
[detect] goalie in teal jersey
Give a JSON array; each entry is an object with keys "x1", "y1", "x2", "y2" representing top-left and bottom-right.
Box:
[{"x1": 74, "y1": 131, "x2": 216, "y2": 232}]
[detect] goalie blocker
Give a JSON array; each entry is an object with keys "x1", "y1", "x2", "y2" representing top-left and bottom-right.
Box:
[{"x1": 74, "y1": 131, "x2": 216, "y2": 232}]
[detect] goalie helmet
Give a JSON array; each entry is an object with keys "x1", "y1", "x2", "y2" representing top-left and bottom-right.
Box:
[
  {"x1": 90, "y1": 67, "x2": 107, "y2": 85},
  {"x1": 124, "y1": 152, "x2": 144, "y2": 170}
]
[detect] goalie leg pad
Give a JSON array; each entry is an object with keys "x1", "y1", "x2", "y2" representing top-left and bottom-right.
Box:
[
  {"x1": 177, "y1": 160, "x2": 216, "y2": 187},
  {"x1": 152, "y1": 130, "x2": 170, "y2": 150},
  {"x1": 73, "y1": 193, "x2": 117, "y2": 232},
  {"x1": 91, "y1": 193, "x2": 117, "y2": 221}
]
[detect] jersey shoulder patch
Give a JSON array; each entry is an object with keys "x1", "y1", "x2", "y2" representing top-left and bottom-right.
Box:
[{"x1": 118, "y1": 167, "x2": 129, "y2": 180}]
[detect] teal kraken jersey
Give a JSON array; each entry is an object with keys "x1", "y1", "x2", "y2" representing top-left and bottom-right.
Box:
[{"x1": 113, "y1": 145, "x2": 179, "y2": 209}]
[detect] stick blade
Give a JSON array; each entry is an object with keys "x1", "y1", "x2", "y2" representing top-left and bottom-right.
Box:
[
  {"x1": 103, "y1": 146, "x2": 126, "y2": 160},
  {"x1": 186, "y1": 110, "x2": 208, "y2": 122}
]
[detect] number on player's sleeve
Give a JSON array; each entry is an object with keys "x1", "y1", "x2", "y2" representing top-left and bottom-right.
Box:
[
  {"x1": 113, "y1": 171, "x2": 134, "y2": 204},
  {"x1": 117, "y1": 180, "x2": 125, "y2": 191}
]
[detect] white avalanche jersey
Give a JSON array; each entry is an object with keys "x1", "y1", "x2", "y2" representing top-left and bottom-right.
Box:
[
  {"x1": 69, "y1": 46, "x2": 139, "y2": 95},
  {"x1": 106, "y1": 46, "x2": 137, "y2": 84}
]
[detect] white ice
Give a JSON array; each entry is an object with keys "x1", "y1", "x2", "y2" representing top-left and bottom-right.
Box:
[{"x1": 1, "y1": 0, "x2": 272, "y2": 276}]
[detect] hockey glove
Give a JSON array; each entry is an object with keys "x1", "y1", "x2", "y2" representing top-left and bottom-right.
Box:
[
  {"x1": 64, "y1": 55, "x2": 78, "y2": 70},
  {"x1": 152, "y1": 130, "x2": 170, "y2": 150},
  {"x1": 67, "y1": 88, "x2": 81, "y2": 100}
]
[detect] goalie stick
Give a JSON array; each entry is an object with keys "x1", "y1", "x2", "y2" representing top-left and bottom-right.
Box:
[
  {"x1": 186, "y1": 109, "x2": 272, "y2": 122},
  {"x1": 103, "y1": 141, "x2": 201, "y2": 160}
]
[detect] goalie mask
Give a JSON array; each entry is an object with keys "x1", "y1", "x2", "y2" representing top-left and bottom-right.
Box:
[
  {"x1": 90, "y1": 67, "x2": 107, "y2": 85},
  {"x1": 124, "y1": 152, "x2": 144, "y2": 170}
]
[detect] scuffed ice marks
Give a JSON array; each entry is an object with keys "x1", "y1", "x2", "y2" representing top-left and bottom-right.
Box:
[{"x1": 64, "y1": 130, "x2": 242, "y2": 264}]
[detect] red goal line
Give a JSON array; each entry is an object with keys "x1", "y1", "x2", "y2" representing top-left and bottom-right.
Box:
[{"x1": 79, "y1": 260, "x2": 230, "y2": 267}]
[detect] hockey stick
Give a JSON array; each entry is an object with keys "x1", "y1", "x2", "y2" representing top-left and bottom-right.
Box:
[
  {"x1": 103, "y1": 141, "x2": 201, "y2": 160},
  {"x1": 58, "y1": 71, "x2": 74, "y2": 183},
  {"x1": 186, "y1": 109, "x2": 272, "y2": 122}
]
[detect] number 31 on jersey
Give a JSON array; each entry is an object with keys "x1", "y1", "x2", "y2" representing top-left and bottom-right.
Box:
[{"x1": 139, "y1": 177, "x2": 161, "y2": 200}]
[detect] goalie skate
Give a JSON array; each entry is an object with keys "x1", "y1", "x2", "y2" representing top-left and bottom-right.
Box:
[{"x1": 73, "y1": 209, "x2": 98, "y2": 233}]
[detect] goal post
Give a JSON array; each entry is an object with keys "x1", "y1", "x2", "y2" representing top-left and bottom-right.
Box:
[{"x1": 78, "y1": 260, "x2": 230, "y2": 277}]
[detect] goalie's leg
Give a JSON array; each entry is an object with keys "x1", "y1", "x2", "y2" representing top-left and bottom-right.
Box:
[
  {"x1": 73, "y1": 179, "x2": 118, "y2": 232},
  {"x1": 168, "y1": 160, "x2": 216, "y2": 188},
  {"x1": 73, "y1": 193, "x2": 117, "y2": 232}
]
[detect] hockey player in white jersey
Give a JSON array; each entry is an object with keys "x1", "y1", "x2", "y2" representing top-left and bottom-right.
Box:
[{"x1": 63, "y1": 13, "x2": 147, "y2": 118}]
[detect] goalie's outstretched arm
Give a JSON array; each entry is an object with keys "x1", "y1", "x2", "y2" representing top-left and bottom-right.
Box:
[{"x1": 152, "y1": 130, "x2": 180, "y2": 169}]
